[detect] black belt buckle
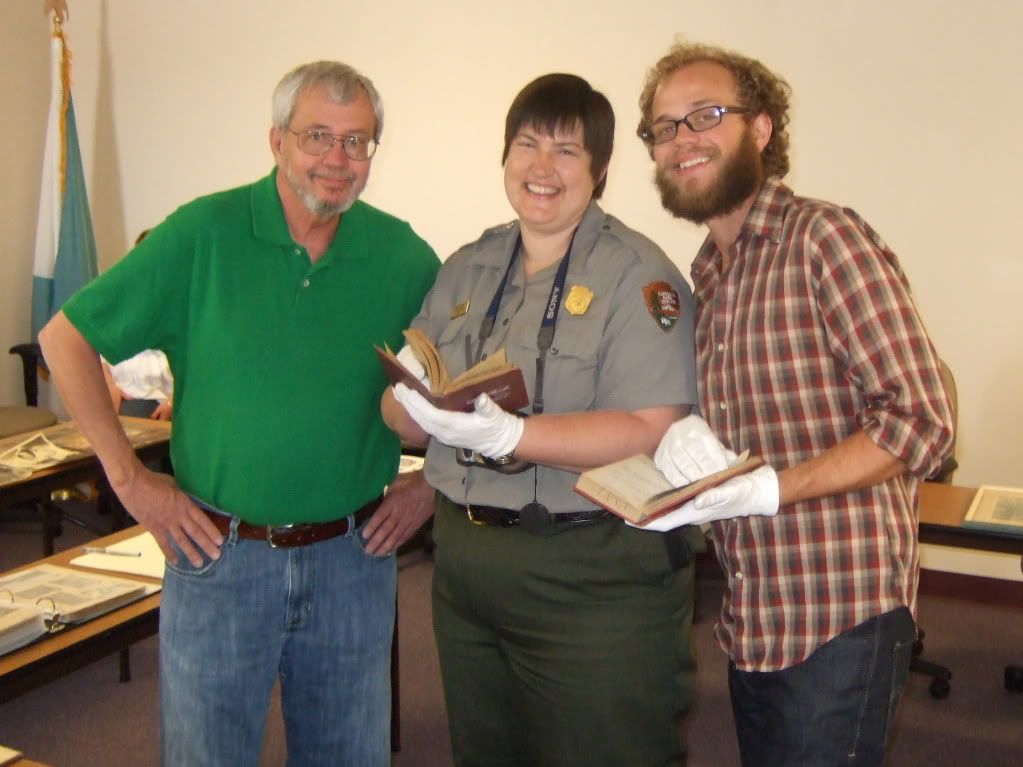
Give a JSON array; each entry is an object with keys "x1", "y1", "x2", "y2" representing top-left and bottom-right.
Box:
[{"x1": 519, "y1": 502, "x2": 553, "y2": 535}]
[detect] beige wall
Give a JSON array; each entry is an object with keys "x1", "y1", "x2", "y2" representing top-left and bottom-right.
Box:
[{"x1": 3, "y1": 1, "x2": 1021, "y2": 571}]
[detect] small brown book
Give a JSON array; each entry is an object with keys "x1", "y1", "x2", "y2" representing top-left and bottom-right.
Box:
[
  {"x1": 376, "y1": 328, "x2": 530, "y2": 413},
  {"x1": 573, "y1": 451, "x2": 765, "y2": 525}
]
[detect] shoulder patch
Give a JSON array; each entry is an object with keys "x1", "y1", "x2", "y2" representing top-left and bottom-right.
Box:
[{"x1": 643, "y1": 281, "x2": 681, "y2": 331}]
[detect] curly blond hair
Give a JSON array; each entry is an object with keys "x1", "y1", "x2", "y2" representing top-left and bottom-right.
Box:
[{"x1": 637, "y1": 42, "x2": 792, "y2": 180}]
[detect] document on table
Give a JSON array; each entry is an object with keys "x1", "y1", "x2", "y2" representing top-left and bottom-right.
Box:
[
  {"x1": 0, "y1": 743, "x2": 23, "y2": 766},
  {"x1": 70, "y1": 532, "x2": 165, "y2": 580}
]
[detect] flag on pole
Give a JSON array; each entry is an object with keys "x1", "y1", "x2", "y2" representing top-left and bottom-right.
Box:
[{"x1": 31, "y1": 13, "x2": 98, "y2": 342}]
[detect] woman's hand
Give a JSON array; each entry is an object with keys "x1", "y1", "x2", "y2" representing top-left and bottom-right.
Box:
[{"x1": 392, "y1": 384, "x2": 523, "y2": 458}]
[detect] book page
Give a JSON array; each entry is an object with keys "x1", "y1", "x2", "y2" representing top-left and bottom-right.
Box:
[
  {"x1": 579, "y1": 455, "x2": 674, "y2": 508},
  {"x1": 0, "y1": 603, "x2": 48, "y2": 656}
]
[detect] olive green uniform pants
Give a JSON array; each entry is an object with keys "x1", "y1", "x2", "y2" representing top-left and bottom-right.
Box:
[{"x1": 432, "y1": 495, "x2": 697, "y2": 767}]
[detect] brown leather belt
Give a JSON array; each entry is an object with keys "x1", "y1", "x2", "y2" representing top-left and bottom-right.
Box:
[
  {"x1": 200, "y1": 495, "x2": 384, "y2": 548},
  {"x1": 459, "y1": 503, "x2": 610, "y2": 535}
]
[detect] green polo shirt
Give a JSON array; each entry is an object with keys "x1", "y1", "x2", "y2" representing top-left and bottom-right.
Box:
[{"x1": 63, "y1": 169, "x2": 439, "y2": 524}]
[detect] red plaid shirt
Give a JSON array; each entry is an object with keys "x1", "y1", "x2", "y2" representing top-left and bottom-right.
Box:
[{"x1": 692, "y1": 179, "x2": 954, "y2": 672}]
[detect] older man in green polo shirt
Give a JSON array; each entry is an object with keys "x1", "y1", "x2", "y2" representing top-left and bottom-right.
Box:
[{"x1": 38, "y1": 61, "x2": 439, "y2": 766}]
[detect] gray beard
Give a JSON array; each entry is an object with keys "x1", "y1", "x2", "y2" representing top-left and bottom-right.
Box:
[{"x1": 285, "y1": 165, "x2": 359, "y2": 218}]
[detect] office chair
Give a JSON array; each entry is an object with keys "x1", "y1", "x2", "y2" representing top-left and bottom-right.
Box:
[
  {"x1": 911, "y1": 358, "x2": 958, "y2": 699},
  {"x1": 1005, "y1": 552, "x2": 1023, "y2": 693}
]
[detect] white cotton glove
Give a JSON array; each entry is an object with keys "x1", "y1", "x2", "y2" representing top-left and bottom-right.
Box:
[
  {"x1": 653, "y1": 415, "x2": 732, "y2": 485},
  {"x1": 625, "y1": 499, "x2": 701, "y2": 532},
  {"x1": 627, "y1": 464, "x2": 780, "y2": 531},
  {"x1": 691, "y1": 463, "x2": 780, "y2": 521},
  {"x1": 395, "y1": 344, "x2": 429, "y2": 385},
  {"x1": 632, "y1": 432, "x2": 782, "y2": 531},
  {"x1": 392, "y1": 383, "x2": 524, "y2": 458}
]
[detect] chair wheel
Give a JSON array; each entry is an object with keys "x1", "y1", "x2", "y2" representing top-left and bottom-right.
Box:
[
  {"x1": 1005, "y1": 665, "x2": 1023, "y2": 693},
  {"x1": 929, "y1": 677, "x2": 951, "y2": 699}
]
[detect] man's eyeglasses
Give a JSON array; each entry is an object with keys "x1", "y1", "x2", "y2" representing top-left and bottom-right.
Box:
[
  {"x1": 287, "y1": 128, "x2": 378, "y2": 161},
  {"x1": 642, "y1": 105, "x2": 751, "y2": 145}
]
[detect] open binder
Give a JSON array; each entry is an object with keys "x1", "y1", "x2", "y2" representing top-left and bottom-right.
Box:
[{"x1": 0, "y1": 564, "x2": 159, "y2": 656}]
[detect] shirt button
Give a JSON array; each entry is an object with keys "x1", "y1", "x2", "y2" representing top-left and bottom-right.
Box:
[
  {"x1": 302, "y1": 279, "x2": 310, "y2": 288},
  {"x1": 735, "y1": 571, "x2": 743, "y2": 581},
  {"x1": 717, "y1": 342, "x2": 725, "y2": 352},
  {"x1": 719, "y1": 402, "x2": 727, "y2": 410},
  {"x1": 294, "y1": 248, "x2": 301, "y2": 256}
]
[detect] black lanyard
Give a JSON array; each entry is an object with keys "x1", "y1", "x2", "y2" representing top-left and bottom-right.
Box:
[{"x1": 464, "y1": 230, "x2": 576, "y2": 415}]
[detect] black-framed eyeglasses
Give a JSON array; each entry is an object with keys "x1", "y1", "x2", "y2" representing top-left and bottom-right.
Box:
[
  {"x1": 642, "y1": 105, "x2": 751, "y2": 145},
  {"x1": 287, "y1": 128, "x2": 378, "y2": 160}
]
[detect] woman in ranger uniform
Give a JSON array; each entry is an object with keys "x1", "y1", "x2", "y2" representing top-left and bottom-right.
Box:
[{"x1": 383, "y1": 73, "x2": 701, "y2": 767}]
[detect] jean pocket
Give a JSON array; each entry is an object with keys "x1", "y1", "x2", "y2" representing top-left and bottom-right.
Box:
[
  {"x1": 886, "y1": 633, "x2": 914, "y2": 729},
  {"x1": 352, "y1": 522, "x2": 396, "y2": 561},
  {"x1": 163, "y1": 538, "x2": 227, "y2": 578}
]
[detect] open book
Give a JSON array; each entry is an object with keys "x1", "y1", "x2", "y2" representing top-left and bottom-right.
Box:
[
  {"x1": 0, "y1": 564, "x2": 153, "y2": 656},
  {"x1": 573, "y1": 451, "x2": 765, "y2": 525},
  {"x1": 376, "y1": 328, "x2": 529, "y2": 413}
]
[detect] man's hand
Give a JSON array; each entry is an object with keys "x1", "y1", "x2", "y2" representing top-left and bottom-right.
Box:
[
  {"x1": 392, "y1": 384, "x2": 523, "y2": 459},
  {"x1": 151, "y1": 400, "x2": 173, "y2": 420},
  {"x1": 653, "y1": 414, "x2": 732, "y2": 485},
  {"x1": 114, "y1": 467, "x2": 223, "y2": 565},
  {"x1": 361, "y1": 470, "x2": 435, "y2": 556},
  {"x1": 628, "y1": 464, "x2": 780, "y2": 531},
  {"x1": 691, "y1": 464, "x2": 780, "y2": 520}
]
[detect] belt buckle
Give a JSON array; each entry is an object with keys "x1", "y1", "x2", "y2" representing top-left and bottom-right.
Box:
[
  {"x1": 267, "y1": 523, "x2": 299, "y2": 548},
  {"x1": 465, "y1": 505, "x2": 487, "y2": 527}
]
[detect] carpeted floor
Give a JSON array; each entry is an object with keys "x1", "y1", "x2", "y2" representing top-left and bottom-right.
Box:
[{"x1": 1, "y1": 507, "x2": 1021, "y2": 766}]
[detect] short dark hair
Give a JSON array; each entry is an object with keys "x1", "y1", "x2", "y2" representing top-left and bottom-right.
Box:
[{"x1": 502, "y1": 74, "x2": 615, "y2": 199}]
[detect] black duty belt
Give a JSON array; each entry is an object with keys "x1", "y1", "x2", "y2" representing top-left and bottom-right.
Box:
[{"x1": 459, "y1": 503, "x2": 610, "y2": 535}]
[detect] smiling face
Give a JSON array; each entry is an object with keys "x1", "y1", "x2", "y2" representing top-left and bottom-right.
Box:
[
  {"x1": 650, "y1": 61, "x2": 771, "y2": 224},
  {"x1": 503, "y1": 121, "x2": 599, "y2": 239},
  {"x1": 270, "y1": 83, "x2": 376, "y2": 219}
]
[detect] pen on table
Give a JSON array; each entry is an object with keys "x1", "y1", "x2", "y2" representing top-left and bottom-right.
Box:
[{"x1": 81, "y1": 546, "x2": 142, "y2": 557}]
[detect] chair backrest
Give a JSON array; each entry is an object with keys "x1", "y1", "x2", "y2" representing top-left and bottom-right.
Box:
[
  {"x1": 928, "y1": 358, "x2": 958, "y2": 484},
  {"x1": 8, "y1": 343, "x2": 44, "y2": 407}
]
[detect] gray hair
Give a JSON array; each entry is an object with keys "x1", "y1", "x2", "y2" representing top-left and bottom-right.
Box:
[{"x1": 271, "y1": 61, "x2": 384, "y2": 141}]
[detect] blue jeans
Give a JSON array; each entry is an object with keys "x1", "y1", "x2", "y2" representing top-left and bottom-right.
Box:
[
  {"x1": 159, "y1": 511, "x2": 396, "y2": 767},
  {"x1": 728, "y1": 607, "x2": 915, "y2": 767}
]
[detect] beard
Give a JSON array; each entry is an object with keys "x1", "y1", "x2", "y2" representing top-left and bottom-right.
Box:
[
  {"x1": 654, "y1": 128, "x2": 763, "y2": 224},
  {"x1": 283, "y1": 161, "x2": 363, "y2": 219}
]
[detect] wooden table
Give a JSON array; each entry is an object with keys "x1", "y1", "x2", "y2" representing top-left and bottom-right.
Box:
[
  {"x1": 0, "y1": 417, "x2": 170, "y2": 507},
  {"x1": 918, "y1": 483, "x2": 1023, "y2": 557},
  {"x1": 917, "y1": 483, "x2": 1023, "y2": 693},
  {"x1": 0, "y1": 526, "x2": 161, "y2": 704},
  {"x1": 0, "y1": 418, "x2": 170, "y2": 555}
]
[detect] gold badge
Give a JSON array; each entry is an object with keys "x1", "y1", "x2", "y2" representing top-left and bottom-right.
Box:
[
  {"x1": 564, "y1": 285, "x2": 593, "y2": 316},
  {"x1": 450, "y1": 300, "x2": 470, "y2": 319}
]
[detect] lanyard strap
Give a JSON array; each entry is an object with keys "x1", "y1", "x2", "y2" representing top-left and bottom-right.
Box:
[{"x1": 466, "y1": 230, "x2": 577, "y2": 415}]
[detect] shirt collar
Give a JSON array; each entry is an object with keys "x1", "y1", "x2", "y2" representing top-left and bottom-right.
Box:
[
  {"x1": 249, "y1": 167, "x2": 369, "y2": 264},
  {"x1": 477, "y1": 199, "x2": 608, "y2": 273},
  {"x1": 690, "y1": 177, "x2": 793, "y2": 302}
]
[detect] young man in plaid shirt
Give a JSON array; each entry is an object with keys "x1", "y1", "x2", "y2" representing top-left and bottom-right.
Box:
[{"x1": 635, "y1": 42, "x2": 955, "y2": 766}]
